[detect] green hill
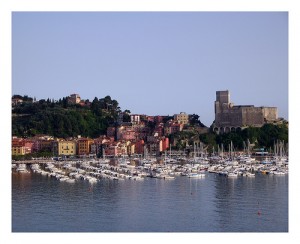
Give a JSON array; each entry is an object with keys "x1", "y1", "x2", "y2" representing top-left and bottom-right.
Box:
[{"x1": 12, "y1": 95, "x2": 121, "y2": 138}]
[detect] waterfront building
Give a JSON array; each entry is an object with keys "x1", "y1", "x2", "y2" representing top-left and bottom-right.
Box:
[
  {"x1": 134, "y1": 139, "x2": 145, "y2": 155},
  {"x1": 12, "y1": 137, "x2": 33, "y2": 155},
  {"x1": 90, "y1": 136, "x2": 111, "y2": 156},
  {"x1": 159, "y1": 137, "x2": 169, "y2": 152},
  {"x1": 12, "y1": 146, "x2": 26, "y2": 156},
  {"x1": 77, "y1": 137, "x2": 93, "y2": 156},
  {"x1": 57, "y1": 140, "x2": 76, "y2": 156},
  {"x1": 104, "y1": 143, "x2": 125, "y2": 157},
  {"x1": 213, "y1": 90, "x2": 278, "y2": 134}
]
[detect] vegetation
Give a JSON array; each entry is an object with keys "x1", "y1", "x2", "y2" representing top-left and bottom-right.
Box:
[
  {"x1": 12, "y1": 95, "x2": 124, "y2": 138},
  {"x1": 200, "y1": 123, "x2": 288, "y2": 153}
]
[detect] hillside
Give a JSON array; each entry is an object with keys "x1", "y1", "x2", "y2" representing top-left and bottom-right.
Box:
[{"x1": 12, "y1": 95, "x2": 121, "y2": 138}]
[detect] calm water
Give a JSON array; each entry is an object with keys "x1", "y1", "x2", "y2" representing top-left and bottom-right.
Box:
[{"x1": 12, "y1": 171, "x2": 288, "y2": 232}]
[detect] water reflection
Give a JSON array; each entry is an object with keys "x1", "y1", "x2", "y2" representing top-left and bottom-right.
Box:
[{"x1": 12, "y1": 172, "x2": 288, "y2": 232}]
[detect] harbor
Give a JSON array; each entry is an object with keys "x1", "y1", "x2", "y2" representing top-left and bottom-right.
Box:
[
  {"x1": 12, "y1": 156, "x2": 288, "y2": 232},
  {"x1": 12, "y1": 152, "x2": 289, "y2": 183}
]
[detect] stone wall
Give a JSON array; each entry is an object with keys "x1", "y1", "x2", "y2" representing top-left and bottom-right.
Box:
[
  {"x1": 262, "y1": 107, "x2": 278, "y2": 121},
  {"x1": 213, "y1": 90, "x2": 278, "y2": 133},
  {"x1": 241, "y1": 107, "x2": 264, "y2": 126}
]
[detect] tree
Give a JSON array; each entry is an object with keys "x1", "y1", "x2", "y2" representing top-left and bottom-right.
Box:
[
  {"x1": 123, "y1": 110, "x2": 131, "y2": 122},
  {"x1": 189, "y1": 114, "x2": 206, "y2": 127}
]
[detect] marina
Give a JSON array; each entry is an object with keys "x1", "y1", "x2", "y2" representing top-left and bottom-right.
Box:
[
  {"x1": 12, "y1": 156, "x2": 288, "y2": 232},
  {"x1": 12, "y1": 153, "x2": 289, "y2": 183}
]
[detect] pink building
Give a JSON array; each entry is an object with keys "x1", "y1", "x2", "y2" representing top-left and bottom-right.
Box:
[{"x1": 164, "y1": 121, "x2": 183, "y2": 135}]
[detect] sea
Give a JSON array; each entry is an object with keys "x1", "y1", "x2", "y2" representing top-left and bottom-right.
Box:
[{"x1": 12, "y1": 169, "x2": 288, "y2": 233}]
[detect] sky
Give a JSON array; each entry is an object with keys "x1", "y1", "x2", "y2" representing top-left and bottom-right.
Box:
[
  {"x1": 3, "y1": 1, "x2": 300, "y2": 242},
  {"x1": 12, "y1": 11, "x2": 288, "y2": 127}
]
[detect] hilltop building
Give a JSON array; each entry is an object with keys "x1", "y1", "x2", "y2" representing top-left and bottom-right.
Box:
[
  {"x1": 174, "y1": 112, "x2": 189, "y2": 125},
  {"x1": 67, "y1": 94, "x2": 81, "y2": 104},
  {"x1": 213, "y1": 90, "x2": 278, "y2": 134}
]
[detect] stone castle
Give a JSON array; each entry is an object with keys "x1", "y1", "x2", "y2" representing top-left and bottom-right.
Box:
[{"x1": 213, "y1": 90, "x2": 278, "y2": 134}]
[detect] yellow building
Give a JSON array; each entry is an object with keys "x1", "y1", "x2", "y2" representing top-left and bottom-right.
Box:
[
  {"x1": 58, "y1": 141, "x2": 76, "y2": 156},
  {"x1": 174, "y1": 112, "x2": 189, "y2": 125},
  {"x1": 12, "y1": 146, "x2": 26, "y2": 156}
]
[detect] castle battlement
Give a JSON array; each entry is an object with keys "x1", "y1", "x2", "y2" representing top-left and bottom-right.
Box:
[{"x1": 213, "y1": 90, "x2": 278, "y2": 134}]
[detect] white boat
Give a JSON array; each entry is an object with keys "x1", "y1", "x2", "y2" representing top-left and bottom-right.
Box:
[
  {"x1": 187, "y1": 173, "x2": 205, "y2": 178},
  {"x1": 59, "y1": 177, "x2": 69, "y2": 181},
  {"x1": 16, "y1": 164, "x2": 30, "y2": 173},
  {"x1": 65, "y1": 178, "x2": 76, "y2": 183},
  {"x1": 227, "y1": 172, "x2": 238, "y2": 177},
  {"x1": 245, "y1": 172, "x2": 255, "y2": 177},
  {"x1": 157, "y1": 174, "x2": 175, "y2": 180},
  {"x1": 88, "y1": 177, "x2": 98, "y2": 183},
  {"x1": 131, "y1": 176, "x2": 144, "y2": 181}
]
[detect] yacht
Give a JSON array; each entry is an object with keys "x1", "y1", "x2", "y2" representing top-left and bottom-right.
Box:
[
  {"x1": 227, "y1": 172, "x2": 238, "y2": 177},
  {"x1": 16, "y1": 164, "x2": 29, "y2": 173},
  {"x1": 187, "y1": 173, "x2": 205, "y2": 178}
]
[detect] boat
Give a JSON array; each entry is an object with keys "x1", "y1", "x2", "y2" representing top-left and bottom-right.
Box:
[
  {"x1": 16, "y1": 164, "x2": 30, "y2": 173},
  {"x1": 245, "y1": 172, "x2": 255, "y2": 177},
  {"x1": 131, "y1": 176, "x2": 144, "y2": 181},
  {"x1": 65, "y1": 178, "x2": 76, "y2": 183},
  {"x1": 227, "y1": 172, "x2": 238, "y2": 177},
  {"x1": 187, "y1": 173, "x2": 205, "y2": 178}
]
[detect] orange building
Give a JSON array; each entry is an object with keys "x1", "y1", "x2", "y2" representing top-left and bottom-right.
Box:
[
  {"x1": 77, "y1": 137, "x2": 93, "y2": 155},
  {"x1": 159, "y1": 137, "x2": 169, "y2": 152}
]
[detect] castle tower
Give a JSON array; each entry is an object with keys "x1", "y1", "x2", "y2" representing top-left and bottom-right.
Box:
[
  {"x1": 216, "y1": 90, "x2": 230, "y2": 104},
  {"x1": 215, "y1": 90, "x2": 232, "y2": 117}
]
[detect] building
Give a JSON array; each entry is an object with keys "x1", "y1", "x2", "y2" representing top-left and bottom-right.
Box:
[
  {"x1": 12, "y1": 146, "x2": 26, "y2": 156},
  {"x1": 158, "y1": 137, "x2": 169, "y2": 152},
  {"x1": 57, "y1": 141, "x2": 76, "y2": 156},
  {"x1": 174, "y1": 112, "x2": 189, "y2": 125},
  {"x1": 77, "y1": 137, "x2": 93, "y2": 156},
  {"x1": 67, "y1": 94, "x2": 81, "y2": 104},
  {"x1": 213, "y1": 90, "x2": 278, "y2": 134},
  {"x1": 134, "y1": 140, "x2": 145, "y2": 155},
  {"x1": 12, "y1": 137, "x2": 33, "y2": 155},
  {"x1": 130, "y1": 114, "x2": 141, "y2": 125},
  {"x1": 12, "y1": 98, "x2": 23, "y2": 107},
  {"x1": 164, "y1": 121, "x2": 183, "y2": 135}
]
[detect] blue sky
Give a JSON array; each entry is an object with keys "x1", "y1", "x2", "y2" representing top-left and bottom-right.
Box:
[{"x1": 12, "y1": 12, "x2": 288, "y2": 126}]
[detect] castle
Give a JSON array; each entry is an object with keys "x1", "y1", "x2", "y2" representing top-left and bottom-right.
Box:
[{"x1": 213, "y1": 90, "x2": 278, "y2": 134}]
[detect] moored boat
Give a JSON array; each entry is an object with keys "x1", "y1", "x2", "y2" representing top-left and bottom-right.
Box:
[{"x1": 187, "y1": 173, "x2": 205, "y2": 178}]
